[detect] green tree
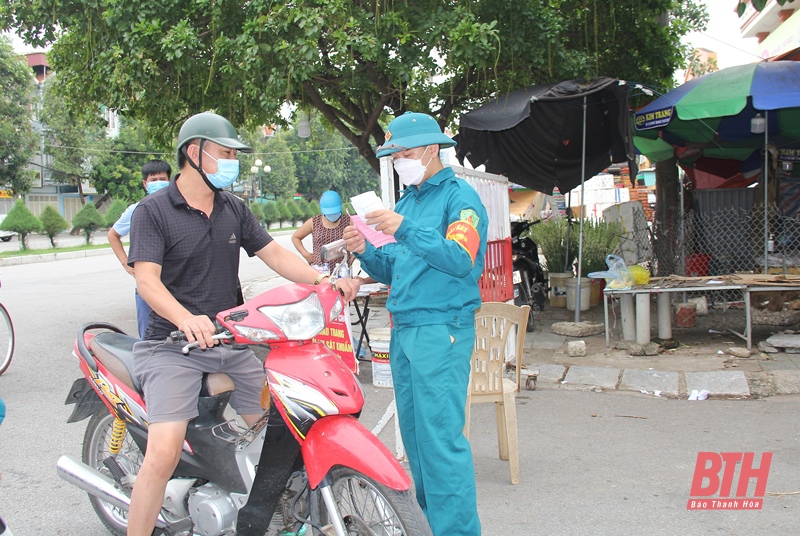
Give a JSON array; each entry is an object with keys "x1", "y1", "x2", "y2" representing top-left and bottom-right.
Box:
[
  {"x1": 249, "y1": 201, "x2": 264, "y2": 227},
  {"x1": 282, "y1": 118, "x2": 378, "y2": 200},
  {"x1": 295, "y1": 197, "x2": 313, "y2": 220},
  {"x1": 4, "y1": 1, "x2": 706, "y2": 174},
  {"x1": 277, "y1": 200, "x2": 292, "y2": 228},
  {"x1": 39, "y1": 204, "x2": 68, "y2": 247},
  {"x1": 241, "y1": 133, "x2": 297, "y2": 201},
  {"x1": 286, "y1": 198, "x2": 304, "y2": 225},
  {"x1": 0, "y1": 35, "x2": 37, "y2": 196},
  {"x1": 89, "y1": 117, "x2": 170, "y2": 201},
  {"x1": 310, "y1": 200, "x2": 321, "y2": 216},
  {"x1": 0, "y1": 199, "x2": 41, "y2": 249},
  {"x1": 104, "y1": 198, "x2": 129, "y2": 227},
  {"x1": 262, "y1": 202, "x2": 280, "y2": 228},
  {"x1": 38, "y1": 76, "x2": 106, "y2": 203},
  {"x1": 71, "y1": 201, "x2": 107, "y2": 244}
]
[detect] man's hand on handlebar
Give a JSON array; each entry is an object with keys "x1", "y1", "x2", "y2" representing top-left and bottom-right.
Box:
[
  {"x1": 332, "y1": 276, "x2": 361, "y2": 302},
  {"x1": 177, "y1": 314, "x2": 219, "y2": 349}
]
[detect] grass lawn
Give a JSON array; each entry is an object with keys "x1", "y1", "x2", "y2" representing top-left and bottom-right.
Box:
[{"x1": 0, "y1": 243, "x2": 113, "y2": 259}]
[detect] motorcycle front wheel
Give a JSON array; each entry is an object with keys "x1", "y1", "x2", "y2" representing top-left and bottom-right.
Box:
[
  {"x1": 321, "y1": 466, "x2": 432, "y2": 536},
  {"x1": 0, "y1": 303, "x2": 15, "y2": 376},
  {"x1": 83, "y1": 410, "x2": 144, "y2": 536}
]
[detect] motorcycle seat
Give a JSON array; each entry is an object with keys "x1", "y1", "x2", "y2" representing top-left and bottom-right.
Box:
[{"x1": 89, "y1": 332, "x2": 141, "y2": 391}]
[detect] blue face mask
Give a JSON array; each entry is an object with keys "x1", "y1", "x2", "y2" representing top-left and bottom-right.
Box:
[
  {"x1": 324, "y1": 212, "x2": 342, "y2": 223},
  {"x1": 146, "y1": 181, "x2": 170, "y2": 195},
  {"x1": 202, "y1": 150, "x2": 240, "y2": 189}
]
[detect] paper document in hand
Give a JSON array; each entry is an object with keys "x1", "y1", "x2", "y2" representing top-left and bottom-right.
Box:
[
  {"x1": 350, "y1": 191, "x2": 385, "y2": 230},
  {"x1": 351, "y1": 215, "x2": 396, "y2": 247}
]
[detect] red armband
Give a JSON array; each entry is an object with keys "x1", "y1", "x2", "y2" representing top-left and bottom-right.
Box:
[{"x1": 446, "y1": 220, "x2": 480, "y2": 265}]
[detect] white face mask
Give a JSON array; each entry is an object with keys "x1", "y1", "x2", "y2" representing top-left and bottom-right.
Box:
[{"x1": 393, "y1": 147, "x2": 433, "y2": 186}]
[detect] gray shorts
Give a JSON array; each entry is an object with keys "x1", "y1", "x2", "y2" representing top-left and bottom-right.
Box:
[{"x1": 133, "y1": 340, "x2": 265, "y2": 423}]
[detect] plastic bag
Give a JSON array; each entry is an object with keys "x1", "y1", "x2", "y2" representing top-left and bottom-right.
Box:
[
  {"x1": 587, "y1": 254, "x2": 634, "y2": 290},
  {"x1": 628, "y1": 265, "x2": 650, "y2": 285}
]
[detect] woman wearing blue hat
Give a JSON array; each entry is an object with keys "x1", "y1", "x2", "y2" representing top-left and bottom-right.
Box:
[
  {"x1": 292, "y1": 190, "x2": 353, "y2": 273},
  {"x1": 344, "y1": 112, "x2": 487, "y2": 536}
]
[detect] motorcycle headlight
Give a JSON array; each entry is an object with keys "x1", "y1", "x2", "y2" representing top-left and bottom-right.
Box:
[{"x1": 258, "y1": 293, "x2": 327, "y2": 340}]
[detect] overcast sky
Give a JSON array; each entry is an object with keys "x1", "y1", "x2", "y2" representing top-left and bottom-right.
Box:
[{"x1": 683, "y1": 1, "x2": 762, "y2": 69}]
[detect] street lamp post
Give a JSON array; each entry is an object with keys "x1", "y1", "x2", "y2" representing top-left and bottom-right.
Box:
[{"x1": 249, "y1": 159, "x2": 271, "y2": 202}]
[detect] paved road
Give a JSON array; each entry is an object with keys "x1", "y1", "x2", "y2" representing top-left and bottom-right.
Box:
[{"x1": 0, "y1": 238, "x2": 798, "y2": 535}]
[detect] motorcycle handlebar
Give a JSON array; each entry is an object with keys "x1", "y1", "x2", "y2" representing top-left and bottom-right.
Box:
[{"x1": 169, "y1": 320, "x2": 226, "y2": 343}]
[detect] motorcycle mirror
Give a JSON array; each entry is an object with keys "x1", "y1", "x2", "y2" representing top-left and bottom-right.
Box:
[{"x1": 320, "y1": 239, "x2": 347, "y2": 262}]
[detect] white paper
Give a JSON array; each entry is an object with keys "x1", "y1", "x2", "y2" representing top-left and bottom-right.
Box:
[{"x1": 350, "y1": 191, "x2": 385, "y2": 230}]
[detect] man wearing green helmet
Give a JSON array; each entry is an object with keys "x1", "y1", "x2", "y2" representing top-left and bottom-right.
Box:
[
  {"x1": 344, "y1": 112, "x2": 487, "y2": 535},
  {"x1": 125, "y1": 111, "x2": 361, "y2": 535}
]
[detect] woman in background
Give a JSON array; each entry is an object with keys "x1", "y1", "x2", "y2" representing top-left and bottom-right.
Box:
[{"x1": 292, "y1": 190, "x2": 352, "y2": 273}]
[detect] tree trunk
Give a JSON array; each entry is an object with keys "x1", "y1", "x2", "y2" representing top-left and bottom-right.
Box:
[
  {"x1": 76, "y1": 176, "x2": 86, "y2": 204},
  {"x1": 654, "y1": 157, "x2": 681, "y2": 276}
]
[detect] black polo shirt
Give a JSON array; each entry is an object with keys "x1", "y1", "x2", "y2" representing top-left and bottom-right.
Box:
[{"x1": 128, "y1": 179, "x2": 272, "y2": 340}]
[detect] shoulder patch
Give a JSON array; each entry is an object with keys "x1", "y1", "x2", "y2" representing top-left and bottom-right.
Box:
[{"x1": 460, "y1": 209, "x2": 479, "y2": 228}]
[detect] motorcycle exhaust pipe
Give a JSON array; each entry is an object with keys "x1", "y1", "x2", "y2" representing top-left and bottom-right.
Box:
[{"x1": 56, "y1": 455, "x2": 169, "y2": 529}]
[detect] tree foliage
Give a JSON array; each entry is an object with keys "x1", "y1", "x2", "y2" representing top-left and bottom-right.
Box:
[
  {"x1": 0, "y1": 35, "x2": 37, "y2": 196},
  {"x1": 277, "y1": 199, "x2": 292, "y2": 227},
  {"x1": 241, "y1": 133, "x2": 297, "y2": 201},
  {"x1": 0, "y1": 199, "x2": 41, "y2": 249},
  {"x1": 71, "y1": 201, "x2": 107, "y2": 244},
  {"x1": 2, "y1": 0, "x2": 706, "y2": 174},
  {"x1": 39, "y1": 204, "x2": 68, "y2": 247},
  {"x1": 262, "y1": 201, "x2": 280, "y2": 227},
  {"x1": 249, "y1": 201, "x2": 264, "y2": 226},
  {"x1": 38, "y1": 75, "x2": 106, "y2": 202},
  {"x1": 104, "y1": 198, "x2": 129, "y2": 227},
  {"x1": 89, "y1": 118, "x2": 171, "y2": 202}
]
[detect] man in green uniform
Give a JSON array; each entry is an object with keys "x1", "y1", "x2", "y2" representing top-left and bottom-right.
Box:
[{"x1": 344, "y1": 112, "x2": 487, "y2": 535}]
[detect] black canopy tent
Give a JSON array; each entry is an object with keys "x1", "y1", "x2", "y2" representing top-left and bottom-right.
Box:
[
  {"x1": 455, "y1": 77, "x2": 638, "y2": 320},
  {"x1": 455, "y1": 77, "x2": 637, "y2": 195}
]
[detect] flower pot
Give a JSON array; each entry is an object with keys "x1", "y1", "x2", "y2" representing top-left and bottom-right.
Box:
[
  {"x1": 589, "y1": 277, "x2": 604, "y2": 306},
  {"x1": 566, "y1": 277, "x2": 591, "y2": 312},
  {"x1": 548, "y1": 272, "x2": 572, "y2": 308}
]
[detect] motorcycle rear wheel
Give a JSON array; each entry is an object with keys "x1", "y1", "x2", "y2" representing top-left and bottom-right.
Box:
[
  {"x1": 83, "y1": 410, "x2": 144, "y2": 536},
  {"x1": 322, "y1": 466, "x2": 432, "y2": 536}
]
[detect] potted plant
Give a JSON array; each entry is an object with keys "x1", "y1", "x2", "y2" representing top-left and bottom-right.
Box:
[
  {"x1": 572, "y1": 219, "x2": 623, "y2": 305},
  {"x1": 528, "y1": 217, "x2": 577, "y2": 307}
]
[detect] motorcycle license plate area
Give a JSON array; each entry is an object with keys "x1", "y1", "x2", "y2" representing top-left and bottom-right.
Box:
[{"x1": 512, "y1": 270, "x2": 522, "y2": 284}]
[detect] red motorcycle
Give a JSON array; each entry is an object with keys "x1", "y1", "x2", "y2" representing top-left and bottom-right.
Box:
[{"x1": 57, "y1": 275, "x2": 430, "y2": 535}]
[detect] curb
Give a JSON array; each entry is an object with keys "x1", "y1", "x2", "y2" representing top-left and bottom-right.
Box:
[
  {"x1": 0, "y1": 229, "x2": 298, "y2": 267},
  {"x1": 524, "y1": 361, "x2": 800, "y2": 399},
  {"x1": 0, "y1": 248, "x2": 115, "y2": 267}
]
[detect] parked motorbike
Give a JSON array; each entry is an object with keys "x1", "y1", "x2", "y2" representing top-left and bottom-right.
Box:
[
  {"x1": 511, "y1": 220, "x2": 547, "y2": 332},
  {"x1": 57, "y1": 252, "x2": 431, "y2": 536}
]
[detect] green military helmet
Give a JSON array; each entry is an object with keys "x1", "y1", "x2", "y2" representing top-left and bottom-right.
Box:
[{"x1": 177, "y1": 112, "x2": 253, "y2": 155}]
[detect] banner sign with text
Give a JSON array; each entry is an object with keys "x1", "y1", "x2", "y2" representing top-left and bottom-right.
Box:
[
  {"x1": 634, "y1": 107, "x2": 673, "y2": 130},
  {"x1": 313, "y1": 309, "x2": 357, "y2": 373}
]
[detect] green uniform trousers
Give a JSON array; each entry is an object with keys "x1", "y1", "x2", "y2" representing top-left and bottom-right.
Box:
[{"x1": 390, "y1": 323, "x2": 481, "y2": 535}]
